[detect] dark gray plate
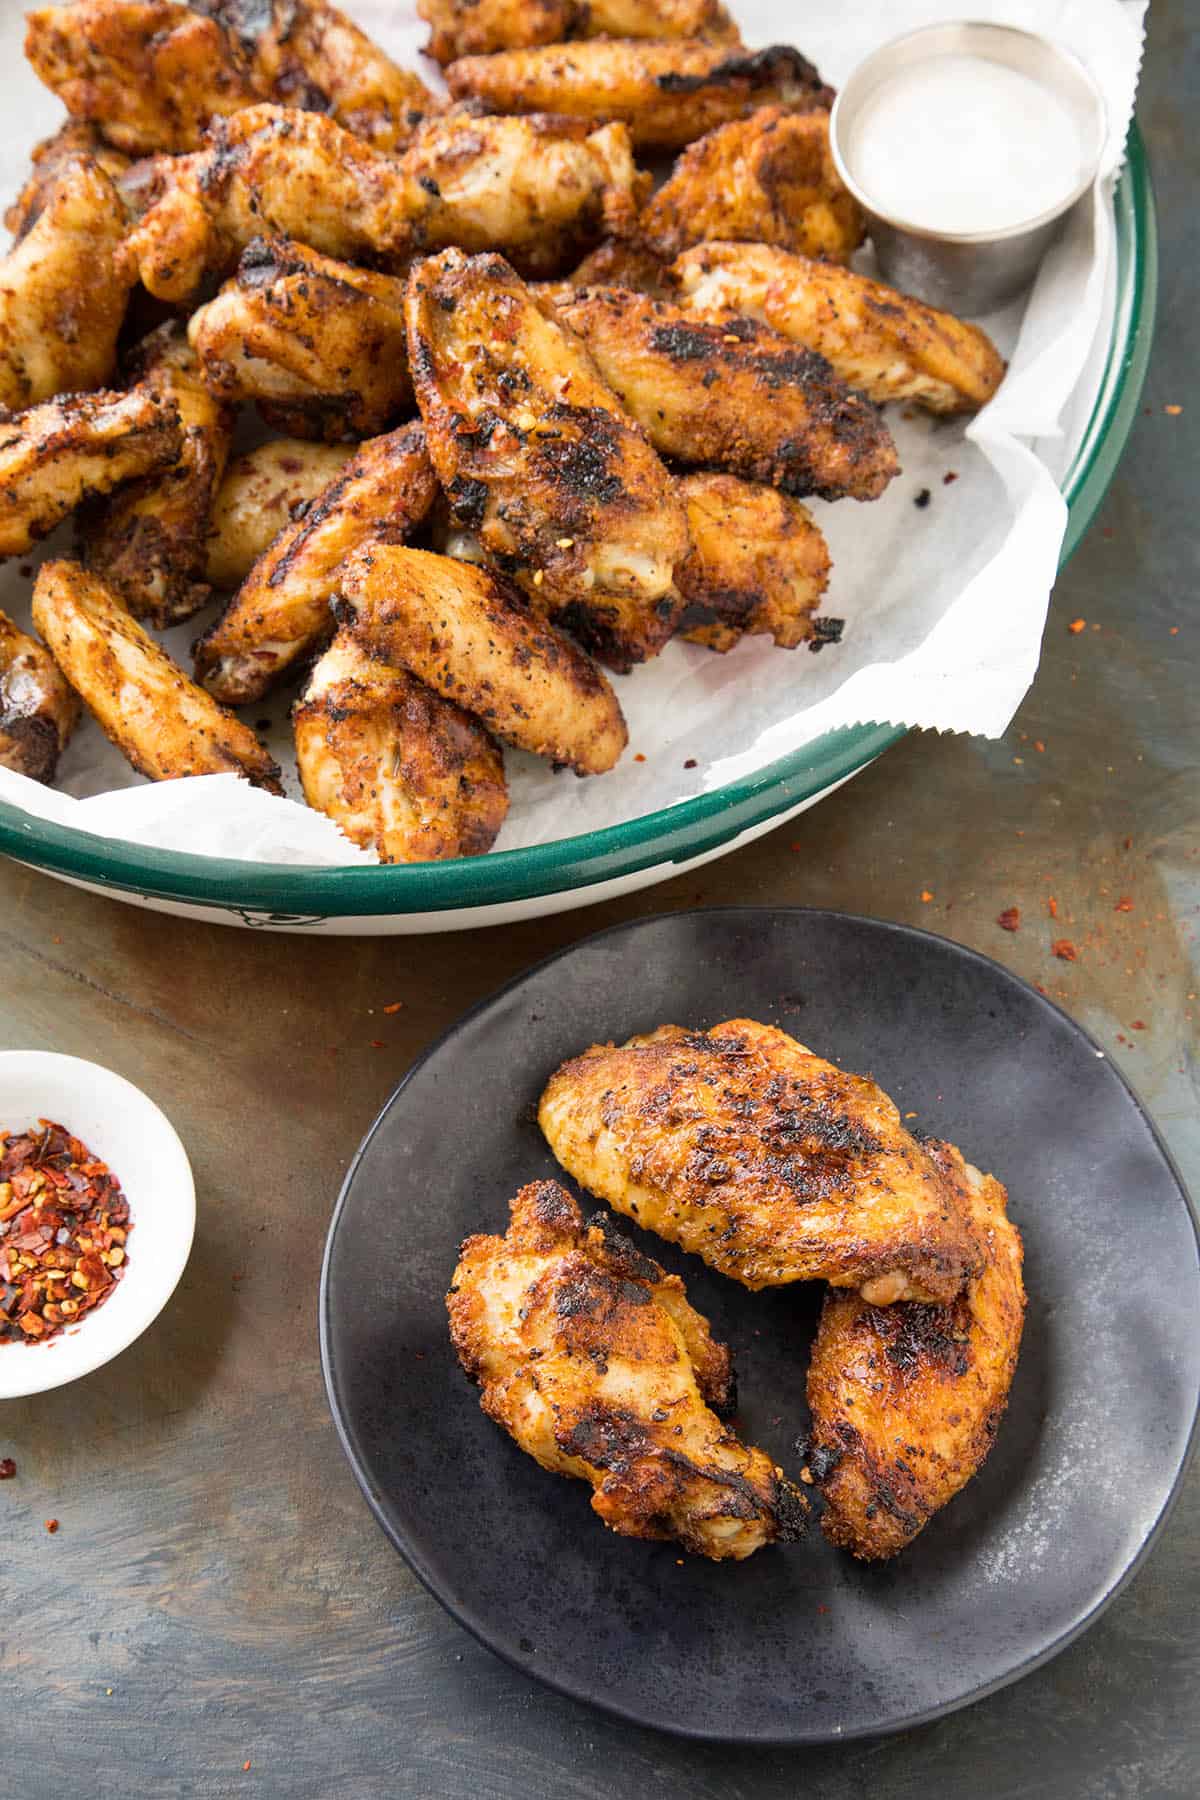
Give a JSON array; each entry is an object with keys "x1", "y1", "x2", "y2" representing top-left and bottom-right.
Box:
[{"x1": 320, "y1": 908, "x2": 1200, "y2": 1745}]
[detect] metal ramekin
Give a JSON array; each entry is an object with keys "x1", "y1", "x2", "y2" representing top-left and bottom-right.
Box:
[{"x1": 830, "y1": 21, "x2": 1108, "y2": 315}]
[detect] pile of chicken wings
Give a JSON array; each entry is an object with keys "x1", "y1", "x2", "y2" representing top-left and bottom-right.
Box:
[{"x1": 0, "y1": 0, "x2": 1006, "y2": 864}]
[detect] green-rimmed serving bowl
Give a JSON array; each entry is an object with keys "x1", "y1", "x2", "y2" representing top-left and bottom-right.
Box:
[{"x1": 0, "y1": 133, "x2": 1157, "y2": 934}]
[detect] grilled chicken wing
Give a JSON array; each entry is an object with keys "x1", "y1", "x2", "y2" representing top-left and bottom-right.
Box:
[
  {"x1": 32, "y1": 558, "x2": 281, "y2": 789},
  {"x1": 675, "y1": 472, "x2": 831, "y2": 652},
  {"x1": 641, "y1": 108, "x2": 863, "y2": 263},
  {"x1": 0, "y1": 389, "x2": 181, "y2": 560},
  {"x1": 448, "y1": 1180, "x2": 806, "y2": 1559},
  {"x1": 337, "y1": 543, "x2": 627, "y2": 774},
  {"x1": 540, "y1": 1019, "x2": 979, "y2": 1303},
  {"x1": 194, "y1": 421, "x2": 436, "y2": 706},
  {"x1": 205, "y1": 438, "x2": 355, "y2": 589},
  {"x1": 0, "y1": 155, "x2": 133, "y2": 411},
  {"x1": 570, "y1": 236, "x2": 671, "y2": 297},
  {"x1": 0, "y1": 609, "x2": 80, "y2": 784},
  {"x1": 5, "y1": 122, "x2": 131, "y2": 239},
  {"x1": 79, "y1": 324, "x2": 236, "y2": 627},
  {"x1": 294, "y1": 628, "x2": 508, "y2": 861},
  {"x1": 445, "y1": 40, "x2": 833, "y2": 151},
  {"x1": 674, "y1": 243, "x2": 1007, "y2": 415},
  {"x1": 407, "y1": 249, "x2": 687, "y2": 670},
  {"x1": 542, "y1": 286, "x2": 899, "y2": 502},
  {"x1": 807, "y1": 1139, "x2": 1025, "y2": 1559},
  {"x1": 189, "y1": 238, "x2": 412, "y2": 441},
  {"x1": 421, "y1": 0, "x2": 738, "y2": 65}
]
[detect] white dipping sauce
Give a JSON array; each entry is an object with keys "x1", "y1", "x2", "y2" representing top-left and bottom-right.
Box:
[{"x1": 846, "y1": 53, "x2": 1088, "y2": 235}]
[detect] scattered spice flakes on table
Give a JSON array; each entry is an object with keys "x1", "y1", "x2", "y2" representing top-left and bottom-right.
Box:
[
  {"x1": 0, "y1": 1121, "x2": 131, "y2": 1345},
  {"x1": 1051, "y1": 939, "x2": 1079, "y2": 962},
  {"x1": 1068, "y1": 617, "x2": 1086, "y2": 634},
  {"x1": 0, "y1": 1457, "x2": 15, "y2": 1479},
  {"x1": 997, "y1": 906, "x2": 1021, "y2": 932},
  {"x1": 44, "y1": 1517, "x2": 58, "y2": 1533}
]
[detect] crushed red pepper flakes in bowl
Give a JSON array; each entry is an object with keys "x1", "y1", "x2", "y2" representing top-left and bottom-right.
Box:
[{"x1": 0, "y1": 1121, "x2": 131, "y2": 1347}]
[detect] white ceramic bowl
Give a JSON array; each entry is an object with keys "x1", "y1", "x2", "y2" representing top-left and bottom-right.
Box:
[{"x1": 0, "y1": 1052, "x2": 194, "y2": 1398}]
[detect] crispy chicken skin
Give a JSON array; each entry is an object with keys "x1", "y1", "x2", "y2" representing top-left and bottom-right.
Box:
[
  {"x1": 407, "y1": 249, "x2": 687, "y2": 670},
  {"x1": 674, "y1": 243, "x2": 1007, "y2": 415},
  {"x1": 205, "y1": 438, "x2": 355, "y2": 589},
  {"x1": 0, "y1": 156, "x2": 133, "y2": 412},
  {"x1": 0, "y1": 609, "x2": 80, "y2": 784},
  {"x1": 188, "y1": 238, "x2": 412, "y2": 442},
  {"x1": 5, "y1": 122, "x2": 131, "y2": 239},
  {"x1": 445, "y1": 40, "x2": 833, "y2": 151},
  {"x1": 337, "y1": 543, "x2": 628, "y2": 775},
  {"x1": 448, "y1": 1180, "x2": 807, "y2": 1559},
  {"x1": 421, "y1": 0, "x2": 738, "y2": 65},
  {"x1": 294, "y1": 628, "x2": 508, "y2": 862},
  {"x1": 675, "y1": 472, "x2": 831, "y2": 652},
  {"x1": 540, "y1": 1019, "x2": 979, "y2": 1303},
  {"x1": 195, "y1": 422, "x2": 436, "y2": 706},
  {"x1": 32, "y1": 559, "x2": 281, "y2": 790},
  {"x1": 542, "y1": 286, "x2": 899, "y2": 502},
  {"x1": 0, "y1": 389, "x2": 181, "y2": 561},
  {"x1": 807, "y1": 1139, "x2": 1025, "y2": 1559},
  {"x1": 641, "y1": 108, "x2": 864, "y2": 263},
  {"x1": 79, "y1": 324, "x2": 236, "y2": 627},
  {"x1": 570, "y1": 237, "x2": 671, "y2": 297}
]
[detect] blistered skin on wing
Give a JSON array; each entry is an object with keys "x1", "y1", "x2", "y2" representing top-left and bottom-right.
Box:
[
  {"x1": 337, "y1": 544, "x2": 628, "y2": 775},
  {"x1": 0, "y1": 389, "x2": 182, "y2": 561},
  {"x1": 205, "y1": 439, "x2": 356, "y2": 589},
  {"x1": 242, "y1": 0, "x2": 438, "y2": 152},
  {"x1": 448, "y1": 1181, "x2": 806, "y2": 1560},
  {"x1": 570, "y1": 237, "x2": 671, "y2": 298},
  {"x1": 544, "y1": 286, "x2": 899, "y2": 502},
  {"x1": 674, "y1": 242, "x2": 1008, "y2": 415},
  {"x1": 420, "y1": 0, "x2": 738, "y2": 64},
  {"x1": 5, "y1": 123, "x2": 131, "y2": 239},
  {"x1": 407, "y1": 249, "x2": 687, "y2": 670},
  {"x1": 188, "y1": 238, "x2": 412, "y2": 441},
  {"x1": 32, "y1": 559, "x2": 281, "y2": 790},
  {"x1": 641, "y1": 109, "x2": 864, "y2": 263},
  {"x1": 194, "y1": 422, "x2": 436, "y2": 706},
  {"x1": 79, "y1": 324, "x2": 236, "y2": 627},
  {"x1": 445, "y1": 40, "x2": 833, "y2": 151},
  {"x1": 807, "y1": 1140, "x2": 1025, "y2": 1559},
  {"x1": 0, "y1": 157, "x2": 133, "y2": 412},
  {"x1": 0, "y1": 609, "x2": 80, "y2": 784},
  {"x1": 294, "y1": 629, "x2": 508, "y2": 862},
  {"x1": 540, "y1": 1018, "x2": 979, "y2": 1302},
  {"x1": 675, "y1": 472, "x2": 831, "y2": 652}
]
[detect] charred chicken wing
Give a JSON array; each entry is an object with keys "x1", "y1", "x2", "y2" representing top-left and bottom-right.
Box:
[
  {"x1": 675, "y1": 472, "x2": 832, "y2": 652},
  {"x1": 421, "y1": 0, "x2": 738, "y2": 65},
  {"x1": 448, "y1": 1180, "x2": 807, "y2": 1559},
  {"x1": 195, "y1": 421, "x2": 436, "y2": 706},
  {"x1": 32, "y1": 559, "x2": 281, "y2": 789},
  {"x1": 674, "y1": 242, "x2": 1007, "y2": 414},
  {"x1": 205, "y1": 438, "x2": 355, "y2": 589},
  {"x1": 569, "y1": 236, "x2": 671, "y2": 297},
  {"x1": 407, "y1": 249, "x2": 687, "y2": 670},
  {"x1": 0, "y1": 609, "x2": 80, "y2": 784},
  {"x1": 540, "y1": 1019, "x2": 978, "y2": 1303},
  {"x1": 807, "y1": 1138, "x2": 1025, "y2": 1559},
  {"x1": 294, "y1": 628, "x2": 508, "y2": 862}
]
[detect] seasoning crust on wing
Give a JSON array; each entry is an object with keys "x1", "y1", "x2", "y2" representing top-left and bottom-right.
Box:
[
  {"x1": 205, "y1": 439, "x2": 356, "y2": 590},
  {"x1": 675, "y1": 471, "x2": 832, "y2": 651},
  {"x1": 448, "y1": 1179, "x2": 807, "y2": 1560},
  {"x1": 420, "y1": 0, "x2": 740, "y2": 65},
  {"x1": 0, "y1": 608, "x2": 80, "y2": 783}
]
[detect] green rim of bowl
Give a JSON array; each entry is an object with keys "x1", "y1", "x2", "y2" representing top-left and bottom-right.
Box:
[{"x1": 0, "y1": 127, "x2": 1158, "y2": 919}]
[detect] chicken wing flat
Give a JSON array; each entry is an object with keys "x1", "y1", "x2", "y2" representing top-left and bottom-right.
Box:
[
  {"x1": 540, "y1": 1019, "x2": 979, "y2": 1303},
  {"x1": 407, "y1": 249, "x2": 687, "y2": 670},
  {"x1": 189, "y1": 238, "x2": 412, "y2": 441},
  {"x1": 32, "y1": 559, "x2": 281, "y2": 789},
  {"x1": 294, "y1": 628, "x2": 508, "y2": 862},
  {"x1": 337, "y1": 543, "x2": 627, "y2": 774},
  {"x1": 421, "y1": 0, "x2": 738, "y2": 65},
  {"x1": 205, "y1": 438, "x2": 355, "y2": 589},
  {"x1": 675, "y1": 472, "x2": 831, "y2": 652},
  {"x1": 0, "y1": 155, "x2": 133, "y2": 412},
  {"x1": 195, "y1": 422, "x2": 436, "y2": 706},
  {"x1": 641, "y1": 108, "x2": 864, "y2": 263},
  {"x1": 807, "y1": 1138, "x2": 1025, "y2": 1559},
  {"x1": 0, "y1": 609, "x2": 80, "y2": 784},
  {"x1": 5, "y1": 122, "x2": 131, "y2": 239},
  {"x1": 445, "y1": 40, "x2": 833, "y2": 151},
  {"x1": 449, "y1": 1180, "x2": 807, "y2": 1559},
  {"x1": 79, "y1": 324, "x2": 236, "y2": 627},
  {"x1": 570, "y1": 237, "x2": 671, "y2": 297},
  {"x1": 542, "y1": 286, "x2": 899, "y2": 502},
  {"x1": 0, "y1": 389, "x2": 181, "y2": 561},
  {"x1": 674, "y1": 243, "x2": 1007, "y2": 415}
]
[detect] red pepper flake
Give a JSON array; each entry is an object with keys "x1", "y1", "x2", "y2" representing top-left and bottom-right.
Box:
[
  {"x1": 1164, "y1": 404, "x2": 1183, "y2": 415},
  {"x1": 1131, "y1": 1020, "x2": 1147, "y2": 1031},
  {"x1": 789, "y1": 842, "x2": 803, "y2": 852},
  {"x1": 0, "y1": 1457, "x2": 15, "y2": 1479},
  {"x1": 633, "y1": 753, "x2": 646, "y2": 763},
  {"x1": 1115, "y1": 896, "x2": 1134, "y2": 913},
  {"x1": 1101, "y1": 527, "x2": 1115, "y2": 540},
  {"x1": 0, "y1": 1121, "x2": 131, "y2": 1348},
  {"x1": 381, "y1": 1002, "x2": 404, "y2": 1015},
  {"x1": 920, "y1": 889, "x2": 933, "y2": 903},
  {"x1": 1068, "y1": 618, "x2": 1086, "y2": 634},
  {"x1": 243, "y1": 1761, "x2": 252, "y2": 1772},
  {"x1": 44, "y1": 1518, "x2": 58, "y2": 1533},
  {"x1": 997, "y1": 907, "x2": 1021, "y2": 932},
  {"x1": 817, "y1": 1604, "x2": 829, "y2": 1615},
  {"x1": 369, "y1": 1039, "x2": 385, "y2": 1049},
  {"x1": 1051, "y1": 939, "x2": 1078, "y2": 962},
  {"x1": 683, "y1": 757, "x2": 697, "y2": 769},
  {"x1": 942, "y1": 470, "x2": 959, "y2": 485},
  {"x1": 1047, "y1": 897, "x2": 1059, "y2": 918},
  {"x1": 1123, "y1": 837, "x2": 1132, "y2": 850},
  {"x1": 1034, "y1": 740, "x2": 1046, "y2": 753}
]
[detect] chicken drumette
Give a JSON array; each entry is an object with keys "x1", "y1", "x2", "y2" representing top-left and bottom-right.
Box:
[
  {"x1": 0, "y1": 609, "x2": 80, "y2": 784},
  {"x1": 675, "y1": 472, "x2": 832, "y2": 652},
  {"x1": 205, "y1": 438, "x2": 356, "y2": 590}
]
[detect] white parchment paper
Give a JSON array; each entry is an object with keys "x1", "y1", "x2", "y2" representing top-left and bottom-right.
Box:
[{"x1": 0, "y1": 0, "x2": 1147, "y2": 863}]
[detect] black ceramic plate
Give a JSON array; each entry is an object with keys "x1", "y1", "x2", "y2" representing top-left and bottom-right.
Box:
[{"x1": 320, "y1": 908, "x2": 1200, "y2": 1745}]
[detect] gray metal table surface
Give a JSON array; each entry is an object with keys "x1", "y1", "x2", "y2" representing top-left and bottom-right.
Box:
[{"x1": 2, "y1": 26, "x2": 1196, "y2": 1800}]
